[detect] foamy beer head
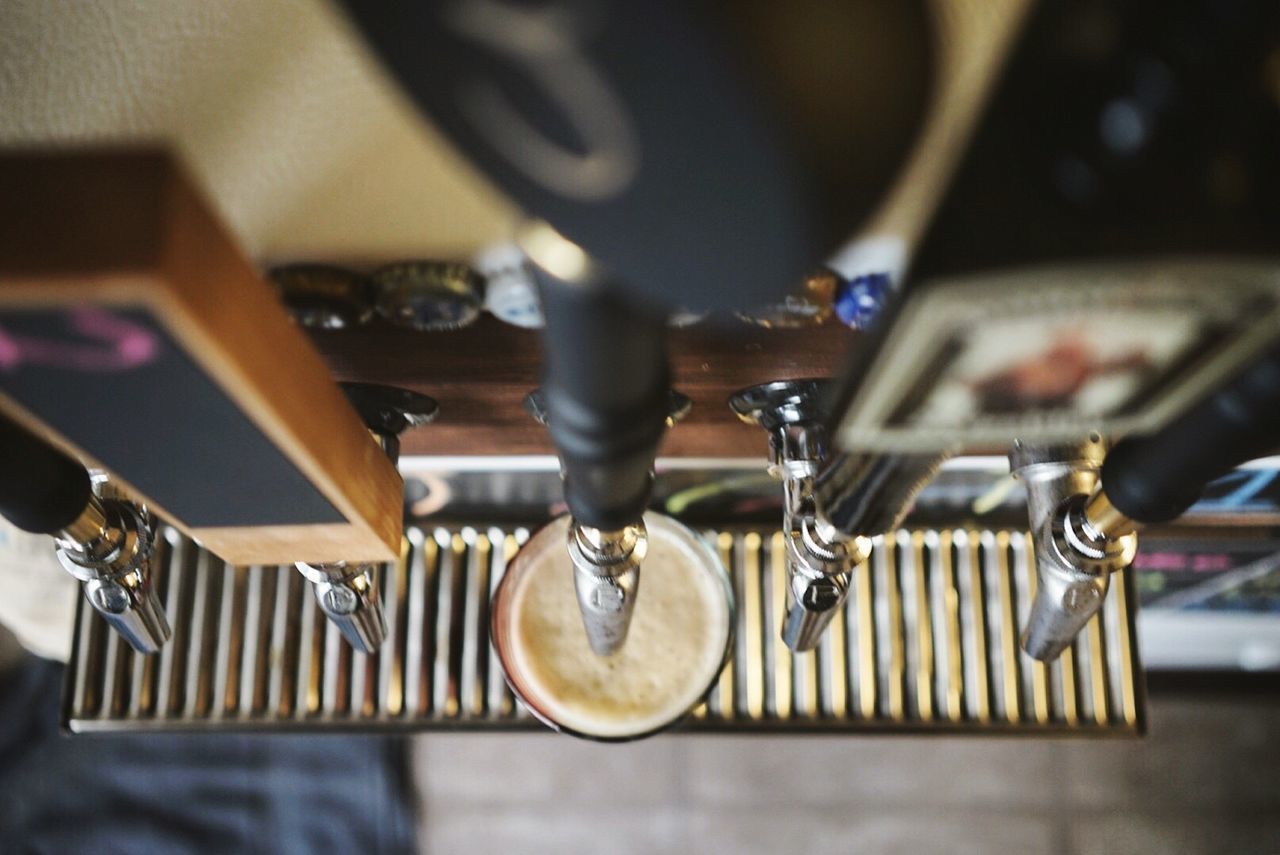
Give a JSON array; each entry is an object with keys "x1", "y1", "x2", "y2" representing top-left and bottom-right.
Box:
[{"x1": 492, "y1": 513, "x2": 733, "y2": 740}]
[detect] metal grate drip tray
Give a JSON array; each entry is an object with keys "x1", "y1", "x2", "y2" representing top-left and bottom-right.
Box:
[{"x1": 65, "y1": 524, "x2": 1144, "y2": 735}]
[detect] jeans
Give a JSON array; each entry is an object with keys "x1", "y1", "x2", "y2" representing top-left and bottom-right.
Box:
[{"x1": 0, "y1": 656, "x2": 418, "y2": 854}]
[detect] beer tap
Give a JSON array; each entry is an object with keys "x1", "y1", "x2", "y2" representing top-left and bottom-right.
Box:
[
  {"x1": 296, "y1": 382, "x2": 437, "y2": 653},
  {"x1": 335, "y1": 0, "x2": 936, "y2": 667},
  {"x1": 730, "y1": 380, "x2": 868, "y2": 651},
  {"x1": 0, "y1": 415, "x2": 170, "y2": 654},
  {"x1": 732, "y1": 379, "x2": 951, "y2": 651},
  {"x1": 516, "y1": 221, "x2": 673, "y2": 657},
  {"x1": 1008, "y1": 435, "x2": 1133, "y2": 662},
  {"x1": 524, "y1": 384, "x2": 690, "y2": 655},
  {"x1": 1012, "y1": 342, "x2": 1280, "y2": 661}
]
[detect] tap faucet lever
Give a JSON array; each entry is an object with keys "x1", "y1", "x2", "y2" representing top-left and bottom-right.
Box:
[
  {"x1": 517, "y1": 242, "x2": 673, "y2": 657},
  {"x1": 524, "y1": 388, "x2": 685, "y2": 656}
]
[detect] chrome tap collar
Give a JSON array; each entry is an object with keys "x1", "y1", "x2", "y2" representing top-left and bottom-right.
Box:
[
  {"x1": 1053, "y1": 493, "x2": 1140, "y2": 577},
  {"x1": 728, "y1": 379, "x2": 829, "y2": 434},
  {"x1": 339, "y1": 382, "x2": 439, "y2": 464}
]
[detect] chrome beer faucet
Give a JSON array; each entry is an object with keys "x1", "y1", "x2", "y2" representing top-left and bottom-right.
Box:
[
  {"x1": 733, "y1": 380, "x2": 952, "y2": 652},
  {"x1": 0, "y1": 414, "x2": 171, "y2": 654},
  {"x1": 55, "y1": 476, "x2": 171, "y2": 654},
  {"x1": 296, "y1": 382, "x2": 437, "y2": 654},
  {"x1": 730, "y1": 380, "x2": 871, "y2": 652},
  {"x1": 566, "y1": 518, "x2": 647, "y2": 655},
  {"x1": 1008, "y1": 436, "x2": 1138, "y2": 662}
]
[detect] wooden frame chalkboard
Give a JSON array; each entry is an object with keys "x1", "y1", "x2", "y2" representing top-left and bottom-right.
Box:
[{"x1": 0, "y1": 150, "x2": 401, "y2": 565}]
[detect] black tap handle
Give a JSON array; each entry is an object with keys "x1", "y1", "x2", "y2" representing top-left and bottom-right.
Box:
[
  {"x1": 536, "y1": 273, "x2": 669, "y2": 531},
  {"x1": 0, "y1": 414, "x2": 92, "y2": 534},
  {"x1": 335, "y1": 0, "x2": 932, "y2": 311},
  {"x1": 1102, "y1": 343, "x2": 1280, "y2": 524}
]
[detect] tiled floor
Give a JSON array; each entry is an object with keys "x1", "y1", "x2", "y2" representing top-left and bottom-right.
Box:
[{"x1": 412, "y1": 695, "x2": 1280, "y2": 855}]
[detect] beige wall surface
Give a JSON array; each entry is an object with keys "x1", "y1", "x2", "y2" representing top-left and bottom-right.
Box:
[{"x1": 0, "y1": 0, "x2": 517, "y2": 264}]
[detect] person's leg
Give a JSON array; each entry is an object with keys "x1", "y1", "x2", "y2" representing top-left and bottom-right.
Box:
[{"x1": 0, "y1": 655, "x2": 419, "y2": 855}]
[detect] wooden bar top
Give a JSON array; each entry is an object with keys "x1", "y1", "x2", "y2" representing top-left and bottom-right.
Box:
[{"x1": 312, "y1": 317, "x2": 858, "y2": 458}]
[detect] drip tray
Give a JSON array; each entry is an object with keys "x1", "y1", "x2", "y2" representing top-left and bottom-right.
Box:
[{"x1": 64, "y1": 524, "x2": 1144, "y2": 735}]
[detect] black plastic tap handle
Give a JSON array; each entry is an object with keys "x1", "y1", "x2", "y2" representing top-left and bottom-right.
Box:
[
  {"x1": 1102, "y1": 343, "x2": 1280, "y2": 525},
  {"x1": 336, "y1": 0, "x2": 932, "y2": 312},
  {"x1": 0, "y1": 414, "x2": 92, "y2": 534},
  {"x1": 536, "y1": 273, "x2": 669, "y2": 531}
]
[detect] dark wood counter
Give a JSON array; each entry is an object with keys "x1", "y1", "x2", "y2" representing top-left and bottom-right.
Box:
[{"x1": 312, "y1": 317, "x2": 858, "y2": 457}]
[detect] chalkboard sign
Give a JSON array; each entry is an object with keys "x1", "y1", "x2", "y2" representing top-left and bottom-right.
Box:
[
  {"x1": 0, "y1": 150, "x2": 401, "y2": 565},
  {"x1": 0, "y1": 306, "x2": 342, "y2": 527}
]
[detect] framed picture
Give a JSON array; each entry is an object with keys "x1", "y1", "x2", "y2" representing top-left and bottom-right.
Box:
[{"x1": 832, "y1": 260, "x2": 1280, "y2": 452}]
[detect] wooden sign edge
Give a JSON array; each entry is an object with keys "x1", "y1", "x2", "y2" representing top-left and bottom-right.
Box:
[{"x1": 0, "y1": 150, "x2": 401, "y2": 565}]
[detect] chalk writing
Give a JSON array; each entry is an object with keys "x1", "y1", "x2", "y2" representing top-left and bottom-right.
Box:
[{"x1": 0, "y1": 307, "x2": 160, "y2": 372}]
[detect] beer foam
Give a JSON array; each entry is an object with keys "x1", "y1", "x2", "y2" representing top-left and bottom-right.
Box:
[{"x1": 505, "y1": 514, "x2": 730, "y2": 738}]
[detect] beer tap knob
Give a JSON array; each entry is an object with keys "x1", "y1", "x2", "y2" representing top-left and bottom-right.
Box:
[
  {"x1": 730, "y1": 379, "x2": 871, "y2": 652},
  {"x1": 296, "y1": 382, "x2": 438, "y2": 654}
]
